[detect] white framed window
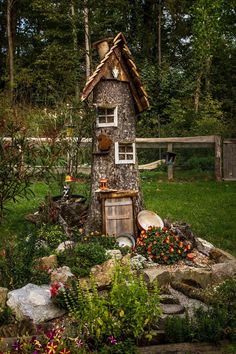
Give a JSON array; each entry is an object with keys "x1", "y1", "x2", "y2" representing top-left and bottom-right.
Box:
[
  {"x1": 115, "y1": 142, "x2": 136, "y2": 164},
  {"x1": 96, "y1": 106, "x2": 118, "y2": 127}
]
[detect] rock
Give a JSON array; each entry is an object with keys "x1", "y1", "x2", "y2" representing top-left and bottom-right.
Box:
[
  {"x1": 0, "y1": 287, "x2": 8, "y2": 307},
  {"x1": 142, "y1": 268, "x2": 172, "y2": 288},
  {"x1": 160, "y1": 294, "x2": 180, "y2": 305},
  {"x1": 120, "y1": 253, "x2": 131, "y2": 266},
  {"x1": 196, "y1": 237, "x2": 214, "y2": 256},
  {"x1": 51, "y1": 266, "x2": 75, "y2": 284},
  {"x1": 209, "y1": 247, "x2": 236, "y2": 263},
  {"x1": 56, "y1": 241, "x2": 76, "y2": 253},
  {"x1": 160, "y1": 303, "x2": 185, "y2": 315},
  {"x1": 7, "y1": 283, "x2": 65, "y2": 324},
  {"x1": 90, "y1": 259, "x2": 117, "y2": 290},
  {"x1": 171, "y1": 281, "x2": 206, "y2": 302},
  {"x1": 211, "y1": 260, "x2": 236, "y2": 283},
  {"x1": 173, "y1": 268, "x2": 213, "y2": 289},
  {"x1": 39, "y1": 254, "x2": 57, "y2": 270},
  {"x1": 106, "y1": 249, "x2": 122, "y2": 260}
]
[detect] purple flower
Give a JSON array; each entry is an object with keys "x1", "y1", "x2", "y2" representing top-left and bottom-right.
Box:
[
  {"x1": 46, "y1": 329, "x2": 56, "y2": 340},
  {"x1": 12, "y1": 340, "x2": 21, "y2": 351},
  {"x1": 75, "y1": 339, "x2": 84, "y2": 348},
  {"x1": 108, "y1": 336, "x2": 117, "y2": 345}
]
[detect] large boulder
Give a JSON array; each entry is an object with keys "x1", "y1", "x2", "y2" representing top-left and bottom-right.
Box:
[{"x1": 7, "y1": 283, "x2": 65, "y2": 324}]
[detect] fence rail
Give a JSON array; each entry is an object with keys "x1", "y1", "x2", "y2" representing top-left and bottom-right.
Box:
[{"x1": 2, "y1": 135, "x2": 223, "y2": 181}]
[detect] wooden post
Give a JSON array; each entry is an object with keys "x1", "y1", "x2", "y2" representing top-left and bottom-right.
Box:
[
  {"x1": 167, "y1": 143, "x2": 174, "y2": 181},
  {"x1": 215, "y1": 135, "x2": 222, "y2": 181}
]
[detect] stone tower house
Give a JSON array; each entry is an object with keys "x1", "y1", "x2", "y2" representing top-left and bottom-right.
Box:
[{"x1": 81, "y1": 32, "x2": 149, "y2": 237}]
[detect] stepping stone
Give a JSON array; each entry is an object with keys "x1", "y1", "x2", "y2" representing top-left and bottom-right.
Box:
[
  {"x1": 160, "y1": 294, "x2": 180, "y2": 305},
  {"x1": 160, "y1": 303, "x2": 185, "y2": 315}
]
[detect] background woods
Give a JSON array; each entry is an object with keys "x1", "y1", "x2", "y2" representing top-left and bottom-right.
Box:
[{"x1": 0, "y1": 0, "x2": 235, "y2": 137}]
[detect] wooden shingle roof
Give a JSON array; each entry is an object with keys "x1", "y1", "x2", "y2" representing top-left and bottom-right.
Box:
[{"x1": 81, "y1": 32, "x2": 149, "y2": 113}]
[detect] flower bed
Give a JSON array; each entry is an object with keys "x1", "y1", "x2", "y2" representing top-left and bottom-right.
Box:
[{"x1": 136, "y1": 226, "x2": 192, "y2": 265}]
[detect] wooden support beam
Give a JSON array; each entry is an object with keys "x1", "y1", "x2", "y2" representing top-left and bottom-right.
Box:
[
  {"x1": 214, "y1": 135, "x2": 222, "y2": 181},
  {"x1": 167, "y1": 143, "x2": 174, "y2": 182}
]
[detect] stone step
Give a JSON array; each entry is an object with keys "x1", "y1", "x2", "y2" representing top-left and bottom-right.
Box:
[
  {"x1": 160, "y1": 303, "x2": 185, "y2": 315},
  {"x1": 160, "y1": 294, "x2": 180, "y2": 305}
]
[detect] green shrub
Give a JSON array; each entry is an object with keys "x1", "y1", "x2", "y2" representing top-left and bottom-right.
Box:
[
  {"x1": 0, "y1": 306, "x2": 14, "y2": 326},
  {"x1": 0, "y1": 231, "x2": 50, "y2": 289},
  {"x1": 57, "y1": 242, "x2": 109, "y2": 277},
  {"x1": 64, "y1": 263, "x2": 161, "y2": 349},
  {"x1": 164, "y1": 278, "x2": 236, "y2": 344},
  {"x1": 36, "y1": 224, "x2": 68, "y2": 249}
]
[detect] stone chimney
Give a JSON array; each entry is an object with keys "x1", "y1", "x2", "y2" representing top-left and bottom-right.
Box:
[{"x1": 93, "y1": 38, "x2": 111, "y2": 60}]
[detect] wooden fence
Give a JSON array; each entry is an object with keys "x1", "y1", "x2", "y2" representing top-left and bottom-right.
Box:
[{"x1": 4, "y1": 135, "x2": 234, "y2": 181}]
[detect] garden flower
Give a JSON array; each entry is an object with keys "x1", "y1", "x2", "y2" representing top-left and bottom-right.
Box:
[
  {"x1": 12, "y1": 340, "x2": 21, "y2": 351},
  {"x1": 46, "y1": 329, "x2": 57, "y2": 339},
  {"x1": 46, "y1": 341, "x2": 58, "y2": 354},
  {"x1": 59, "y1": 349, "x2": 71, "y2": 354},
  {"x1": 108, "y1": 336, "x2": 117, "y2": 345},
  {"x1": 75, "y1": 339, "x2": 84, "y2": 348}
]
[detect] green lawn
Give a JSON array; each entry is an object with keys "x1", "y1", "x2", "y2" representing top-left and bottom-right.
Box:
[
  {"x1": 1, "y1": 171, "x2": 236, "y2": 257},
  {"x1": 141, "y1": 171, "x2": 236, "y2": 256}
]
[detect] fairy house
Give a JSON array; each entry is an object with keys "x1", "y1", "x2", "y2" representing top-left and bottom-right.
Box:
[{"x1": 81, "y1": 32, "x2": 149, "y2": 237}]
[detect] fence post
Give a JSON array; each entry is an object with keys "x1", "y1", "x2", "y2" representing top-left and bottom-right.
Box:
[
  {"x1": 215, "y1": 135, "x2": 222, "y2": 181},
  {"x1": 167, "y1": 143, "x2": 174, "y2": 181}
]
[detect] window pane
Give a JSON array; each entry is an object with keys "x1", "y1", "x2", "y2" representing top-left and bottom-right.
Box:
[
  {"x1": 119, "y1": 154, "x2": 125, "y2": 160},
  {"x1": 107, "y1": 116, "x2": 114, "y2": 123},
  {"x1": 119, "y1": 146, "x2": 126, "y2": 152},
  {"x1": 99, "y1": 117, "x2": 106, "y2": 123},
  {"x1": 126, "y1": 146, "x2": 133, "y2": 152},
  {"x1": 127, "y1": 154, "x2": 133, "y2": 160},
  {"x1": 107, "y1": 108, "x2": 114, "y2": 115},
  {"x1": 98, "y1": 108, "x2": 104, "y2": 115}
]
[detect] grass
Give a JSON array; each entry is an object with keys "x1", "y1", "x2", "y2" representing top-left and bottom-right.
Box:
[
  {"x1": 141, "y1": 171, "x2": 236, "y2": 256},
  {"x1": 0, "y1": 171, "x2": 236, "y2": 257}
]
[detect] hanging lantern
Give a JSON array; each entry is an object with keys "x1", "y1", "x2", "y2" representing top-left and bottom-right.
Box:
[
  {"x1": 99, "y1": 178, "x2": 108, "y2": 190},
  {"x1": 166, "y1": 151, "x2": 177, "y2": 165},
  {"x1": 65, "y1": 175, "x2": 74, "y2": 182}
]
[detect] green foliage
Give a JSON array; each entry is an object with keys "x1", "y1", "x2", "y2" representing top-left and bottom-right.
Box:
[
  {"x1": 181, "y1": 155, "x2": 215, "y2": 172},
  {"x1": 64, "y1": 263, "x2": 161, "y2": 348},
  {"x1": 82, "y1": 233, "x2": 118, "y2": 249},
  {"x1": 0, "y1": 230, "x2": 51, "y2": 289},
  {"x1": 35, "y1": 224, "x2": 68, "y2": 249},
  {"x1": 99, "y1": 339, "x2": 137, "y2": 354},
  {"x1": 164, "y1": 277, "x2": 236, "y2": 344},
  {"x1": 57, "y1": 242, "x2": 109, "y2": 278},
  {"x1": 0, "y1": 306, "x2": 14, "y2": 326},
  {"x1": 164, "y1": 314, "x2": 191, "y2": 343}
]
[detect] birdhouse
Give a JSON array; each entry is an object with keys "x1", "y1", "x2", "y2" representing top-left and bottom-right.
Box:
[{"x1": 81, "y1": 32, "x2": 150, "y2": 236}]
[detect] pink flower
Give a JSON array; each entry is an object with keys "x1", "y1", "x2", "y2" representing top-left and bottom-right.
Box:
[{"x1": 108, "y1": 336, "x2": 117, "y2": 345}]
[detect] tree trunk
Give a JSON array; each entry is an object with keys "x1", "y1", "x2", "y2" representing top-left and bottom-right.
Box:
[
  {"x1": 194, "y1": 72, "x2": 202, "y2": 113},
  {"x1": 83, "y1": 0, "x2": 91, "y2": 80},
  {"x1": 70, "y1": 0, "x2": 79, "y2": 102},
  {"x1": 6, "y1": 0, "x2": 14, "y2": 104},
  {"x1": 157, "y1": 0, "x2": 161, "y2": 67}
]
